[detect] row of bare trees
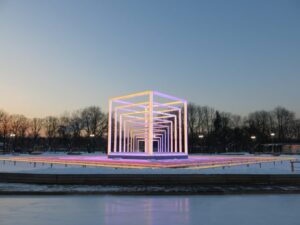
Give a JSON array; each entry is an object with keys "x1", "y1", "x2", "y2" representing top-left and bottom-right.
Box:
[
  {"x1": 188, "y1": 104, "x2": 300, "y2": 152},
  {"x1": 0, "y1": 106, "x2": 107, "y2": 153},
  {"x1": 1, "y1": 104, "x2": 300, "y2": 153}
]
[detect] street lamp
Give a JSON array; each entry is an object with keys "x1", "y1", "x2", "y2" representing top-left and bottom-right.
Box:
[
  {"x1": 9, "y1": 133, "x2": 16, "y2": 153},
  {"x1": 198, "y1": 134, "x2": 204, "y2": 153},
  {"x1": 250, "y1": 135, "x2": 256, "y2": 154},
  {"x1": 270, "y1": 132, "x2": 275, "y2": 153},
  {"x1": 89, "y1": 134, "x2": 95, "y2": 152}
]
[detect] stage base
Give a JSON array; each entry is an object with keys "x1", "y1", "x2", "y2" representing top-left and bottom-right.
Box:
[{"x1": 108, "y1": 153, "x2": 188, "y2": 160}]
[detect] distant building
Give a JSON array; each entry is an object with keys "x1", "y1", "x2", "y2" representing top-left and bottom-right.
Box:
[
  {"x1": 282, "y1": 144, "x2": 300, "y2": 154},
  {"x1": 261, "y1": 143, "x2": 300, "y2": 154}
]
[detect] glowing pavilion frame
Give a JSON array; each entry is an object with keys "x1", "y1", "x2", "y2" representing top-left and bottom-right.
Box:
[{"x1": 107, "y1": 91, "x2": 188, "y2": 159}]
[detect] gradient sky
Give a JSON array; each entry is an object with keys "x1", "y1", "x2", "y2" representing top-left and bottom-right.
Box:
[{"x1": 0, "y1": 0, "x2": 299, "y2": 118}]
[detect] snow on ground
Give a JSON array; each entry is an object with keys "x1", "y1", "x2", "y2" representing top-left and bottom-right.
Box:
[{"x1": 0, "y1": 152, "x2": 298, "y2": 174}]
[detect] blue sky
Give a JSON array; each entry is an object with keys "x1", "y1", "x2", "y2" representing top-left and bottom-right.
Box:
[{"x1": 0, "y1": 0, "x2": 299, "y2": 117}]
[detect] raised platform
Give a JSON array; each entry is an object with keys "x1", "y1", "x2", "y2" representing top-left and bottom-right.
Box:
[
  {"x1": 107, "y1": 153, "x2": 188, "y2": 160},
  {"x1": 0, "y1": 155, "x2": 293, "y2": 169}
]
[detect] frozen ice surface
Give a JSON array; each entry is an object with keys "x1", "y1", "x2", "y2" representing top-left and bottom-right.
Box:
[{"x1": 0, "y1": 195, "x2": 300, "y2": 225}]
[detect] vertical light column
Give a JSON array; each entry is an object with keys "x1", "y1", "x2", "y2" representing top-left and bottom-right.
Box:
[
  {"x1": 144, "y1": 107, "x2": 148, "y2": 153},
  {"x1": 170, "y1": 121, "x2": 173, "y2": 152},
  {"x1": 164, "y1": 131, "x2": 167, "y2": 153},
  {"x1": 179, "y1": 109, "x2": 182, "y2": 153},
  {"x1": 119, "y1": 116, "x2": 122, "y2": 152},
  {"x1": 166, "y1": 127, "x2": 169, "y2": 152},
  {"x1": 134, "y1": 133, "x2": 136, "y2": 152},
  {"x1": 174, "y1": 117, "x2": 178, "y2": 152},
  {"x1": 184, "y1": 101, "x2": 188, "y2": 154},
  {"x1": 148, "y1": 91, "x2": 154, "y2": 155},
  {"x1": 113, "y1": 110, "x2": 117, "y2": 152},
  {"x1": 123, "y1": 119, "x2": 126, "y2": 152},
  {"x1": 107, "y1": 99, "x2": 112, "y2": 154}
]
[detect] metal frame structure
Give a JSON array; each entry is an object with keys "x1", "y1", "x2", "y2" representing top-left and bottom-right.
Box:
[{"x1": 107, "y1": 91, "x2": 188, "y2": 159}]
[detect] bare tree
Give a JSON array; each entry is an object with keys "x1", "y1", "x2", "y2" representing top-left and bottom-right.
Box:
[
  {"x1": 44, "y1": 116, "x2": 59, "y2": 138},
  {"x1": 0, "y1": 111, "x2": 10, "y2": 150},
  {"x1": 57, "y1": 115, "x2": 71, "y2": 138},
  {"x1": 273, "y1": 107, "x2": 295, "y2": 140},
  {"x1": 202, "y1": 106, "x2": 215, "y2": 134},
  {"x1": 196, "y1": 106, "x2": 205, "y2": 134},
  {"x1": 248, "y1": 110, "x2": 273, "y2": 137},
  {"x1": 80, "y1": 106, "x2": 107, "y2": 152},
  {"x1": 230, "y1": 114, "x2": 243, "y2": 128},
  {"x1": 29, "y1": 118, "x2": 43, "y2": 149},
  {"x1": 0, "y1": 110, "x2": 6, "y2": 137},
  {"x1": 187, "y1": 103, "x2": 198, "y2": 138},
  {"x1": 292, "y1": 119, "x2": 300, "y2": 141},
  {"x1": 81, "y1": 106, "x2": 107, "y2": 137},
  {"x1": 20, "y1": 118, "x2": 30, "y2": 138},
  {"x1": 69, "y1": 110, "x2": 83, "y2": 138},
  {"x1": 10, "y1": 115, "x2": 21, "y2": 136},
  {"x1": 44, "y1": 116, "x2": 59, "y2": 150},
  {"x1": 10, "y1": 114, "x2": 29, "y2": 138},
  {"x1": 30, "y1": 118, "x2": 43, "y2": 139},
  {"x1": 0, "y1": 114, "x2": 10, "y2": 138},
  {"x1": 0, "y1": 110, "x2": 5, "y2": 124}
]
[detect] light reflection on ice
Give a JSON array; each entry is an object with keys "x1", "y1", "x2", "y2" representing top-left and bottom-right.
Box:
[{"x1": 0, "y1": 195, "x2": 300, "y2": 225}]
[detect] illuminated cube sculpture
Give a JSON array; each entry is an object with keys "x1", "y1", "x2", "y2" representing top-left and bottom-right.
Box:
[{"x1": 107, "y1": 91, "x2": 188, "y2": 159}]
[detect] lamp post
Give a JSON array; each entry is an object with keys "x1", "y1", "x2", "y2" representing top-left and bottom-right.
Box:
[
  {"x1": 9, "y1": 133, "x2": 16, "y2": 153},
  {"x1": 270, "y1": 132, "x2": 275, "y2": 153},
  {"x1": 89, "y1": 134, "x2": 95, "y2": 152},
  {"x1": 198, "y1": 134, "x2": 204, "y2": 153},
  {"x1": 250, "y1": 135, "x2": 256, "y2": 154}
]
